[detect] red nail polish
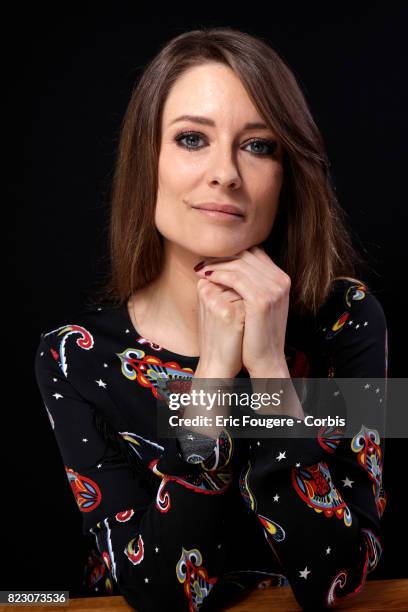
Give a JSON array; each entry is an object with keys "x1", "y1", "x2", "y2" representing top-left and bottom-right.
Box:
[
  {"x1": 205, "y1": 270, "x2": 213, "y2": 276},
  {"x1": 194, "y1": 261, "x2": 205, "y2": 271}
]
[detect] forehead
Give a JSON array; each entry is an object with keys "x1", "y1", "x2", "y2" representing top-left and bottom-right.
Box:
[{"x1": 162, "y1": 63, "x2": 263, "y2": 126}]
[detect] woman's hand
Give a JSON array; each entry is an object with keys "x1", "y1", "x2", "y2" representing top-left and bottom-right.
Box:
[
  {"x1": 194, "y1": 246, "x2": 291, "y2": 378},
  {"x1": 194, "y1": 276, "x2": 245, "y2": 379}
]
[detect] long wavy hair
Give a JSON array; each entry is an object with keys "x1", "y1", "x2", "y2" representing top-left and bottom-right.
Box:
[
  {"x1": 89, "y1": 27, "x2": 369, "y2": 317},
  {"x1": 84, "y1": 27, "x2": 373, "y2": 481}
]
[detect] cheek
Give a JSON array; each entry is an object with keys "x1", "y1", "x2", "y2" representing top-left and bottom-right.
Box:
[
  {"x1": 159, "y1": 148, "x2": 199, "y2": 189},
  {"x1": 267, "y1": 164, "x2": 284, "y2": 196},
  {"x1": 154, "y1": 199, "x2": 174, "y2": 233},
  {"x1": 249, "y1": 177, "x2": 283, "y2": 238},
  {"x1": 255, "y1": 186, "x2": 282, "y2": 223},
  {"x1": 264, "y1": 167, "x2": 283, "y2": 207},
  {"x1": 158, "y1": 149, "x2": 179, "y2": 194}
]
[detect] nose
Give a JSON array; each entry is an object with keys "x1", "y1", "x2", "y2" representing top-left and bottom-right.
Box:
[{"x1": 207, "y1": 146, "x2": 242, "y2": 189}]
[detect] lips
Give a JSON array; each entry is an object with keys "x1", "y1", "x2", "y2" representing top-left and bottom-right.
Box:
[{"x1": 192, "y1": 202, "x2": 244, "y2": 217}]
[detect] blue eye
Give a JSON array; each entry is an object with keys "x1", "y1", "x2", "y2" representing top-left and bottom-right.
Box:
[
  {"x1": 175, "y1": 132, "x2": 204, "y2": 150},
  {"x1": 174, "y1": 131, "x2": 278, "y2": 157},
  {"x1": 247, "y1": 139, "x2": 278, "y2": 156}
]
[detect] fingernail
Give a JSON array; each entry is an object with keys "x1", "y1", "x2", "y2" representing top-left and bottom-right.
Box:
[
  {"x1": 194, "y1": 261, "x2": 205, "y2": 271},
  {"x1": 205, "y1": 270, "x2": 213, "y2": 276}
]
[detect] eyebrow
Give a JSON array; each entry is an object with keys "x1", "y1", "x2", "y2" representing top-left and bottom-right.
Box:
[{"x1": 169, "y1": 114, "x2": 270, "y2": 130}]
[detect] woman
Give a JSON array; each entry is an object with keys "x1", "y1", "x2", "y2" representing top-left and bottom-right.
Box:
[{"x1": 34, "y1": 28, "x2": 388, "y2": 611}]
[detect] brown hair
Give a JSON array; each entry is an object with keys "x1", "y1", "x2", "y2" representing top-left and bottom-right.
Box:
[{"x1": 89, "y1": 27, "x2": 370, "y2": 318}]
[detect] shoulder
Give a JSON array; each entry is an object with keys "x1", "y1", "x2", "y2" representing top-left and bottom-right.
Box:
[
  {"x1": 35, "y1": 302, "x2": 126, "y2": 375},
  {"x1": 316, "y1": 277, "x2": 387, "y2": 335},
  {"x1": 37, "y1": 306, "x2": 98, "y2": 349},
  {"x1": 38, "y1": 302, "x2": 125, "y2": 347},
  {"x1": 314, "y1": 278, "x2": 388, "y2": 377}
]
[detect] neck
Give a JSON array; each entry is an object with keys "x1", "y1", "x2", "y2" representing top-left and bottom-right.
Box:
[{"x1": 131, "y1": 242, "x2": 204, "y2": 352}]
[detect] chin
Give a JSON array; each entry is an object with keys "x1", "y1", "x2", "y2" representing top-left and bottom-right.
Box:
[{"x1": 189, "y1": 242, "x2": 249, "y2": 258}]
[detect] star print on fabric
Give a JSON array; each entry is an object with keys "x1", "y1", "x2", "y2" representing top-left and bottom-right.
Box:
[
  {"x1": 299, "y1": 567, "x2": 311, "y2": 579},
  {"x1": 33, "y1": 278, "x2": 388, "y2": 605}
]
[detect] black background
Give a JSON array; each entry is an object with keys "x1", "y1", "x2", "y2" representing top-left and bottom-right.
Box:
[{"x1": 14, "y1": 1, "x2": 407, "y2": 598}]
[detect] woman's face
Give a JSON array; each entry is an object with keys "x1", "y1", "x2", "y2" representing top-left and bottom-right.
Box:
[{"x1": 155, "y1": 62, "x2": 284, "y2": 259}]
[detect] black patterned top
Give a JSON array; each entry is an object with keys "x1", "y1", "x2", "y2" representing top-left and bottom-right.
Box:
[{"x1": 34, "y1": 278, "x2": 388, "y2": 611}]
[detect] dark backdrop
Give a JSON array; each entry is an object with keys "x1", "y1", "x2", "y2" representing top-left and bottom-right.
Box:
[{"x1": 14, "y1": 2, "x2": 407, "y2": 598}]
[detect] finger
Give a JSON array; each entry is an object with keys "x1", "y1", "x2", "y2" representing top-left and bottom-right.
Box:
[
  {"x1": 218, "y1": 287, "x2": 243, "y2": 303},
  {"x1": 247, "y1": 246, "x2": 288, "y2": 279},
  {"x1": 200, "y1": 268, "x2": 254, "y2": 302},
  {"x1": 197, "y1": 277, "x2": 239, "y2": 300},
  {"x1": 195, "y1": 245, "x2": 266, "y2": 269},
  {"x1": 196, "y1": 278, "x2": 243, "y2": 305},
  {"x1": 197, "y1": 257, "x2": 267, "y2": 289},
  {"x1": 196, "y1": 254, "x2": 243, "y2": 268},
  {"x1": 208, "y1": 282, "x2": 243, "y2": 302},
  {"x1": 198, "y1": 248, "x2": 288, "y2": 286},
  {"x1": 201, "y1": 268, "x2": 287, "y2": 306},
  {"x1": 239, "y1": 247, "x2": 279, "y2": 276}
]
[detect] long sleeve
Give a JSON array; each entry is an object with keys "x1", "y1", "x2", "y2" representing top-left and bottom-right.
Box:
[
  {"x1": 237, "y1": 283, "x2": 388, "y2": 611},
  {"x1": 34, "y1": 332, "x2": 236, "y2": 612}
]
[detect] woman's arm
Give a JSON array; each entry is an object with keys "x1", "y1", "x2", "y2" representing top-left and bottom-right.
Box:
[
  {"x1": 238, "y1": 284, "x2": 387, "y2": 611},
  {"x1": 34, "y1": 334, "x2": 235, "y2": 612}
]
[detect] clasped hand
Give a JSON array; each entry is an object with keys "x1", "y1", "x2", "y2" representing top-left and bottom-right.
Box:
[{"x1": 194, "y1": 245, "x2": 291, "y2": 378}]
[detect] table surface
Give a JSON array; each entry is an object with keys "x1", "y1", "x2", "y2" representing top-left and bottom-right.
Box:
[{"x1": 2, "y1": 579, "x2": 406, "y2": 611}]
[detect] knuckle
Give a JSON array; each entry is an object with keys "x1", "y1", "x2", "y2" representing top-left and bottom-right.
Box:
[
  {"x1": 274, "y1": 288, "x2": 285, "y2": 302},
  {"x1": 230, "y1": 271, "x2": 239, "y2": 283},
  {"x1": 197, "y1": 280, "x2": 214, "y2": 300},
  {"x1": 281, "y1": 273, "x2": 292, "y2": 288},
  {"x1": 219, "y1": 307, "x2": 233, "y2": 322},
  {"x1": 258, "y1": 294, "x2": 273, "y2": 310},
  {"x1": 197, "y1": 278, "x2": 210, "y2": 292}
]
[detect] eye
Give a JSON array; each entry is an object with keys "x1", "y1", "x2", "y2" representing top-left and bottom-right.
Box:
[
  {"x1": 175, "y1": 131, "x2": 205, "y2": 150},
  {"x1": 174, "y1": 131, "x2": 279, "y2": 157},
  {"x1": 246, "y1": 138, "x2": 278, "y2": 156}
]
